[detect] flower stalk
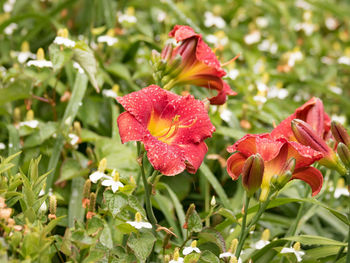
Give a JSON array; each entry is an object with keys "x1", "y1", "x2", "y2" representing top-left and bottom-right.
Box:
[{"x1": 235, "y1": 194, "x2": 250, "y2": 258}]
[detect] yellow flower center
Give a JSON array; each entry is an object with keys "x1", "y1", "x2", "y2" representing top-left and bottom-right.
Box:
[
  {"x1": 112, "y1": 170, "x2": 120, "y2": 181},
  {"x1": 148, "y1": 112, "x2": 196, "y2": 144},
  {"x1": 293, "y1": 242, "x2": 301, "y2": 251},
  {"x1": 135, "y1": 212, "x2": 142, "y2": 222},
  {"x1": 190, "y1": 240, "x2": 197, "y2": 248},
  {"x1": 36, "y1": 48, "x2": 45, "y2": 61},
  {"x1": 261, "y1": 229, "x2": 270, "y2": 241}
]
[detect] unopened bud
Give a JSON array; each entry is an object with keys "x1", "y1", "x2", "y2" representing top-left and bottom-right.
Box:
[
  {"x1": 83, "y1": 179, "x2": 91, "y2": 199},
  {"x1": 151, "y1": 49, "x2": 161, "y2": 64},
  {"x1": 73, "y1": 121, "x2": 81, "y2": 136},
  {"x1": 229, "y1": 238, "x2": 238, "y2": 253},
  {"x1": 173, "y1": 248, "x2": 180, "y2": 260},
  {"x1": 36, "y1": 48, "x2": 45, "y2": 61},
  {"x1": 293, "y1": 242, "x2": 301, "y2": 251},
  {"x1": 190, "y1": 240, "x2": 197, "y2": 248},
  {"x1": 185, "y1": 203, "x2": 196, "y2": 222},
  {"x1": 337, "y1": 143, "x2": 350, "y2": 168},
  {"x1": 331, "y1": 121, "x2": 350, "y2": 147},
  {"x1": 135, "y1": 212, "x2": 142, "y2": 222},
  {"x1": 242, "y1": 154, "x2": 264, "y2": 196},
  {"x1": 49, "y1": 195, "x2": 57, "y2": 215},
  {"x1": 21, "y1": 41, "x2": 30, "y2": 52},
  {"x1": 13, "y1": 107, "x2": 21, "y2": 124},
  {"x1": 160, "y1": 43, "x2": 173, "y2": 61},
  {"x1": 57, "y1": 28, "x2": 69, "y2": 38},
  {"x1": 89, "y1": 193, "x2": 96, "y2": 212},
  {"x1": 26, "y1": 110, "x2": 34, "y2": 121},
  {"x1": 98, "y1": 158, "x2": 107, "y2": 173},
  {"x1": 261, "y1": 229, "x2": 270, "y2": 241},
  {"x1": 112, "y1": 84, "x2": 120, "y2": 95},
  {"x1": 210, "y1": 196, "x2": 216, "y2": 206}
]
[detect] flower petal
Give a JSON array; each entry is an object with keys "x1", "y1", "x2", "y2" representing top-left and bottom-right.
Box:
[
  {"x1": 226, "y1": 152, "x2": 247, "y2": 180},
  {"x1": 182, "y1": 142, "x2": 208, "y2": 174},
  {"x1": 292, "y1": 166, "x2": 323, "y2": 196},
  {"x1": 143, "y1": 134, "x2": 186, "y2": 176},
  {"x1": 182, "y1": 247, "x2": 193, "y2": 255},
  {"x1": 117, "y1": 112, "x2": 147, "y2": 143},
  {"x1": 116, "y1": 85, "x2": 178, "y2": 126}
]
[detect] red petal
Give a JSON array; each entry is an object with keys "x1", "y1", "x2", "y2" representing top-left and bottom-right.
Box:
[
  {"x1": 271, "y1": 114, "x2": 296, "y2": 140},
  {"x1": 143, "y1": 134, "x2": 186, "y2": 176},
  {"x1": 292, "y1": 167, "x2": 323, "y2": 196},
  {"x1": 117, "y1": 112, "x2": 146, "y2": 143},
  {"x1": 226, "y1": 152, "x2": 247, "y2": 180},
  {"x1": 163, "y1": 95, "x2": 215, "y2": 144},
  {"x1": 182, "y1": 142, "x2": 208, "y2": 174},
  {"x1": 286, "y1": 140, "x2": 324, "y2": 169},
  {"x1": 116, "y1": 85, "x2": 178, "y2": 126}
]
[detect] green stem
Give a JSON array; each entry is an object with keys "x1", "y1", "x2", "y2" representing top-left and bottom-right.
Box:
[
  {"x1": 235, "y1": 194, "x2": 251, "y2": 258},
  {"x1": 138, "y1": 142, "x2": 158, "y2": 227}
]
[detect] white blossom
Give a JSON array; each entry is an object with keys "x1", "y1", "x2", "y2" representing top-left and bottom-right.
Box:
[
  {"x1": 220, "y1": 109, "x2": 232, "y2": 122},
  {"x1": 288, "y1": 51, "x2": 303, "y2": 67},
  {"x1": 101, "y1": 170, "x2": 124, "y2": 193},
  {"x1": 97, "y1": 35, "x2": 118, "y2": 46},
  {"x1": 294, "y1": 22, "x2": 316, "y2": 36},
  {"x1": 54, "y1": 36, "x2": 76, "y2": 48},
  {"x1": 89, "y1": 171, "x2": 107, "y2": 183},
  {"x1": 73, "y1": 62, "x2": 85, "y2": 74},
  {"x1": 127, "y1": 212, "x2": 152, "y2": 229},
  {"x1": 19, "y1": 120, "x2": 39, "y2": 128},
  {"x1": 169, "y1": 258, "x2": 184, "y2": 263},
  {"x1": 280, "y1": 247, "x2": 305, "y2": 262},
  {"x1": 268, "y1": 86, "x2": 289, "y2": 99},
  {"x1": 157, "y1": 11, "x2": 166, "y2": 22},
  {"x1": 244, "y1": 30, "x2": 261, "y2": 45},
  {"x1": 227, "y1": 69, "x2": 239, "y2": 80},
  {"x1": 331, "y1": 114, "x2": 346, "y2": 125},
  {"x1": 27, "y1": 60, "x2": 53, "y2": 68},
  {"x1": 295, "y1": 0, "x2": 312, "y2": 10},
  {"x1": 15, "y1": 51, "x2": 36, "y2": 64},
  {"x1": 338, "y1": 56, "x2": 350, "y2": 65},
  {"x1": 4, "y1": 23, "x2": 18, "y2": 35},
  {"x1": 102, "y1": 89, "x2": 118, "y2": 98},
  {"x1": 204, "y1": 11, "x2": 226, "y2": 28},
  {"x1": 183, "y1": 241, "x2": 200, "y2": 255},
  {"x1": 325, "y1": 17, "x2": 338, "y2": 30},
  {"x1": 254, "y1": 239, "x2": 270, "y2": 249},
  {"x1": 0, "y1": 143, "x2": 6, "y2": 150},
  {"x1": 256, "y1": 17, "x2": 269, "y2": 28},
  {"x1": 258, "y1": 39, "x2": 278, "y2": 54},
  {"x1": 68, "y1": 133, "x2": 79, "y2": 146},
  {"x1": 118, "y1": 12, "x2": 137, "y2": 24},
  {"x1": 328, "y1": 85, "x2": 342, "y2": 95}
]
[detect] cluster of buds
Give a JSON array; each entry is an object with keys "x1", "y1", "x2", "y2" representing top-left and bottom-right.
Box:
[
  {"x1": 271, "y1": 158, "x2": 296, "y2": 192},
  {"x1": 0, "y1": 197, "x2": 22, "y2": 233}
]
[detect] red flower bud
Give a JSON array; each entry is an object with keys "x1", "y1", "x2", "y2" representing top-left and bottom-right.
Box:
[
  {"x1": 242, "y1": 154, "x2": 264, "y2": 196},
  {"x1": 331, "y1": 121, "x2": 350, "y2": 147}
]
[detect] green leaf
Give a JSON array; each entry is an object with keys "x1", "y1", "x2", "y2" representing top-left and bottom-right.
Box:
[
  {"x1": 127, "y1": 195, "x2": 147, "y2": 218},
  {"x1": 73, "y1": 41, "x2": 99, "y2": 92},
  {"x1": 100, "y1": 223, "x2": 113, "y2": 249},
  {"x1": 68, "y1": 177, "x2": 85, "y2": 227},
  {"x1": 103, "y1": 190, "x2": 128, "y2": 217},
  {"x1": 127, "y1": 231, "x2": 156, "y2": 261},
  {"x1": 198, "y1": 250, "x2": 220, "y2": 263},
  {"x1": 49, "y1": 43, "x2": 73, "y2": 72},
  {"x1": 306, "y1": 246, "x2": 344, "y2": 259},
  {"x1": 188, "y1": 210, "x2": 202, "y2": 233},
  {"x1": 284, "y1": 235, "x2": 347, "y2": 246},
  {"x1": 0, "y1": 79, "x2": 32, "y2": 105},
  {"x1": 184, "y1": 253, "x2": 201, "y2": 263},
  {"x1": 199, "y1": 164, "x2": 230, "y2": 209}
]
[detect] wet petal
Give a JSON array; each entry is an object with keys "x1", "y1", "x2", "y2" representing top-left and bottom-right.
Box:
[
  {"x1": 292, "y1": 166, "x2": 323, "y2": 196},
  {"x1": 226, "y1": 152, "x2": 247, "y2": 180},
  {"x1": 182, "y1": 142, "x2": 208, "y2": 174},
  {"x1": 117, "y1": 112, "x2": 147, "y2": 143}
]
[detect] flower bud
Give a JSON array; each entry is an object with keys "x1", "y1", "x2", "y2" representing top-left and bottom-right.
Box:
[
  {"x1": 160, "y1": 43, "x2": 173, "y2": 61},
  {"x1": 229, "y1": 238, "x2": 238, "y2": 253},
  {"x1": 331, "y1": 121, "x2": 350, "y2": 147},
  {"x1": 210, "y1": 196, "x2": 216, "y2": 206},
  {"x1": 48, "y1": 195, "x2": 57, "y2": 220},
  {"x1": 26, "y1": 110, "x2": 34, "y2": 121},
  {"x1": 241, "y1": 154, "x2": 264, "y2": 196},
  {"x1": 337, "y1": 142, "x2": 350, "y2": 169},
  {"x1": 272, "y1": 158, "x2": 295, "y2": 190},
  {"x1": 36, "y1": 48, "x2": 45, "y2": 61},
  {"x1": 151, "y1": 49, "x2": 161, "y2": 64},
  {"x1": 89, "y1": 192, "x2": 96, "y2": 213},
  {"x1": 98, "y1": 158, "x2": 107, "y2": 173}
]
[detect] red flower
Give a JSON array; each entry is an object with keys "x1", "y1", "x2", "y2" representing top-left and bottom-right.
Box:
[
  {"x1": 271, "y1": 97, "x2": 331, "y2": 141},
  {"x1": 226, "y1": 133, "x2": 324, "y2": 200},
  {"x1": 117, "y1": 85, "x2": 215, "y2": 176},
  {"x1": 160, "y1": 25, "x2": 236, "y2": 105}
]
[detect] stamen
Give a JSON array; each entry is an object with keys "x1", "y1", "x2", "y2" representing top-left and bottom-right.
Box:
[{"x1": 221, "y1": 53, "x2": 241, "y2": 67}]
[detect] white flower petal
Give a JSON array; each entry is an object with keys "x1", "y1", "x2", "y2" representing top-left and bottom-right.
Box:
[
  {"x1": 169, "y1": 258, "x2": 184, "y2": 263},
  {"x1": 0, "y1": 143, "x2": 6, "y2": 150},
  {"x1": 53, "y1": 36, "x2": 76, "y2": 48},
  {"x1": 255, "y1": 240, "x2": 270, "y2": 249},
  {"x1": 334, "y1": 188, "x2": 350, "y2": 198},
  {"x1": 219, "y1": 252, "x2": 235, "y2": 258},
  {"x1": 27, "y1": 60, "x2": 53, "y2": 68},
  {"x1": 19, "y1": 120, "x2": 39, "y2": 128},
  {"x1": 97, "y1": 35, "x2": 118, "y2": 46},
  {"x1": 102, "y1": 179, "x2": 113, "y2": 187},
  {"x1": 89, "y1": 171, "x2": 105, "y2": 183},
  {"x1": 102, "y1": 89, "x2": 118, "y2": 98},
  {"x1": 182, "y1": 247, "x2": 193, "y2": 255}
]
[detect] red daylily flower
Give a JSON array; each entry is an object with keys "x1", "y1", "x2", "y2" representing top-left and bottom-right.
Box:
[
  {"x1": 117, "y1": 85, "x2": 215, "y2": 176},
  {"x1": 161, "y1": 25, "x2": 236, "y2": 105},
  {"x1": 271, "y1": 97, "x2": 332, "y2": 141},
  {"x1": 226, "y1": 133, "x2": 324, "y2": 200}
]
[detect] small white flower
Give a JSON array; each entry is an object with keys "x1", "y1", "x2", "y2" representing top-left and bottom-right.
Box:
[
  {"x1": 321, "y1": 56, "x2": 333, "y2": 65},
  {"x1": 254, "y1": 239, "x2": 270, "y2": 249},
  {"x1": 183, "y1": 240, "x2": 200, "y2": 255},
  {"x1": 334, "y1": 188, "x2": 350, "y2": 198},
  {"x1": 328, "y1": 85, "x2": 342, "y2": 95},
  {"x1": 97, "y1": 35, "x2": 118, "y2": 46},
  {"x1": 256, "y1": 81, "x2": 268, "y2": 92},
  {"x1": 157, "y1": 11, "x2": 166, "y2": 22},
  {"x1": 204, "y1": 11, "x2": 226, "y2": 28},
  {"x1": 331, "y1": 114, "x2": 346, "y2": 125},
  {"x1": 68, "y1": 133, "x2": 79, "y2": 146},
  {"x1": 244, "y1": 30, "x2": 261, "y2": 45},
  {"x1": 338, "y1": 56, "x2": 350, "y2": 65},
  {"x1": 54, "y1": 36, "x2": 76, "y2": 48},
  {"x1": 220, "y1": 109, "x2": 232, "y2": 122},
  {"x1": 288, "y1": 51, "x2": 303, "y2": 67},
  {"x1": 15, "y1": 51, "x2": 36, "y2": 64},
  {"x1": 280, "y1": 247, "x2": 305, "y2": 262},
  {"x1": 3, "y1": 0, "x2": 15, "y2": 13},
  {"x1": 258, "y1": 39, "x2": 278, "y2": 54},
  {"x1": 4, "y1": 23, "x2": 18, "y2": 35},
  {"x1": 227, "y1": 69, "x2": 239, "y2": 80},
  {"x1": 205, "y1": 34, "x2": 228, "y2": 47},
  {"x1": 39, "y1": 189, "x2": 47, "y2": 212},
  {"x1": 27, "y1": 60, "x2": 53, "y2": 68},
  {"x1": 0, "y1": 143, "x2": 6, "y2": 150},
  {"x1": 256, "y1": 17, "x2": 269, "y2": 28},
  {"x1": 19, "y1": 120, "x2": 39, "y2": 128},
  {"x1": 294, "y1": 22, "x2": 316, "y2": 36},
  {"x1": 73, "y1": 62, "x2": 85, "y2": 74},
  {"x1": 325, "y1": 17, "x2": 338, "y2": 30},
  {"x1": 253, "y1": 95, "x2": 267, "y2": 104},
  {"x1": 127, "y1": 212, "x2": 152, "y2": 229},
  {"x1": 169, "y1": 258, "x2": 184, "y2": 263},
  {"x1": 101, "y1": 169, "x2": 124, "y2": 193},
  {"x1": 268, "y1": 86, "x2": 289, "y2": 99},
  {"x1": 295, "y1": 0, "x2": 312, "y2": 10},
  {"x1": 118, "y1": 12, "x2": 137, "y2": 24},
  {"x1": 102, "y1": 89, "x2": 118, "y2": 98},
  {"x1": 89, "y1": 171, "x2": 106, "y2": 183},
  {"x1": 219, "y1": 253, "x2": 242, "y2": 263}
]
